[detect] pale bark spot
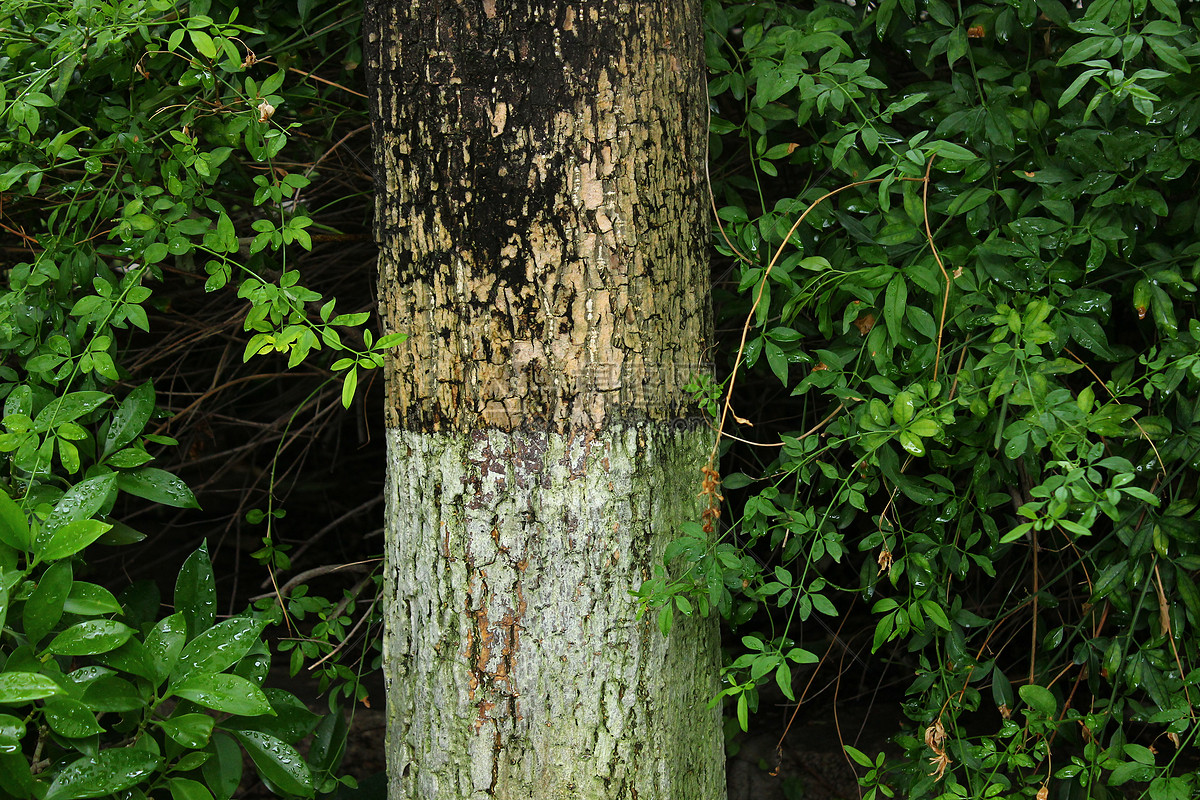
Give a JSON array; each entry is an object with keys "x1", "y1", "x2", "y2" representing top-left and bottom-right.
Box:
[{"x1": 490, "y1": 102, "x2": 507, "y2": 137}]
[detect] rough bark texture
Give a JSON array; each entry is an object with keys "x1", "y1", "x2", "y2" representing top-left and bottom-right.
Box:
[
  {"x1": 368, "y1": 0, "x2": 711, "y2": 433},
  {"x1": 367, "y1": 1, "x2": 723, "y2": 797}
]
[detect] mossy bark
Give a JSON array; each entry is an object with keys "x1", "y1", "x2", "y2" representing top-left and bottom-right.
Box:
[{"x1": 367, "y1": 0, "x2": 723, "y2": 797}]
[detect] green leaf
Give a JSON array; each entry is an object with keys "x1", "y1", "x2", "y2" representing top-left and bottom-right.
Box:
[
  {"x1": 991, "y1": 666, "x2": 1014, "y2": 709},
  {"x1": 177, "y1": 543, "x2": 216, "y2": 641},
  {"x1": 233, "y1": 730, "x2": 315, "y2": 798},
  {"x1": 173, "y1": 616, "x2": 267, "y2": 683},
  {"x1": 340, "y1": 367, "x2": 358, "y2": 409},
  {"x1": 0, "y1": 491, "x2": 31, "y2": 551},
  {"x1": 921, "y1": 600, "x2": 951, "y2": 630},
  {"x1": 0, "y1": 713, "x2": 26, "y2": 754},
  {"x1": 103, "y1": 382, "x2": 155, "y2": 458},
  {"x1": 118, "y1": 468, "x2": 200, "y2": 509},
  {"x1": 172, "y1": 673, "x2": 274, "y2": 716},
  {"x1": 811, "y1": 593, "x2": 837, "y2": 616},
  {"x1": 844, "y1": 745, "x2": 875, "y2": 768},
  {"x1": 234, "y1": 689, "x2": 322, "y2": 743},
  {"x1": 203, "y1": 733, "x2": 244, "y2": 800},
  {"x1": 46, "y1": 620, "x2": 135, "y2": 656},
  {"x1": 95, "y1": 638, "x2": 156, "y2": 681},
  {"x1": 43, "y1": 749, "x2": 162, "y2": 800},
  {"x1": 946, "y1": 186, "x2": 993, "y2": 217},
  {"x1": 40, "y1": 519, "x2": 113, "y2": 562},
  {"x1": 189, "y1": 30, "x2": 217, "y2": 59},
  {"x1": 1018, "y1": 684, "x2": 1057, "y2": 715},
  {"x1": 1059, "y1": 68, "x2": 1102, "y2": 107},
  {"x1": 42, "y1": 473, "x2": 117, "y2": 536},
  {"x1": 23, "y1": 560, "x2": 72, "y2": 644},
  {"x1": 63, "y1": 581, "x2": 123, "y2": 616},
  {"x1": 146, "y1": 612, "x2": 188, "y2": 684},
  {"x1": 307, "y1": 707, "x2": 349, "y2": 782},
  {"x1": 0, "y1": 671, "x2": 63, "y2": 703},
  {"x1": 43, "y1": 696, "x2": 104, "y2": 738},
  {"x1": 0, "y1": 163, "x2": 40, "y2": 191},
  {"x1": 169, "y1": 777, "x2": 215, "y2": 800},
  {"x1": 80, "y1": 675, "x2": 143, "y2": 712},
  {"x1": 1125, "y1": 743, "x2": 1157, "y2": 766},
  {"x1": 1176, "y1": 566, "x2": 1200, "y2": 624},
  {"x1": 34, "y1": 392, "x2": 110, "y2": 432},
  {"x1": 158, "y1": 714, "x2": 215, "y2": 749},
  {"x1": 892, "y1": 390, "x2": 915, "y2": 426},
  {"x1": 764, "y1": 342, "x2": 788, "y2": 386},
  {"x1": 1147, "y1": 776, "x2": 1191, "y2": 800}
]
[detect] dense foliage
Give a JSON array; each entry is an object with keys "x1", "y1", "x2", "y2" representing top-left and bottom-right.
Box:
[
  {"x1": 7, "y1": 0, "x2": 1200, "y2": 798},
  {"x1": 0, "y1": 1, "x2": 390, "y2": 797},
  {"x1": 643, "y1": 0, "x2": 1200, "y2": 797}
]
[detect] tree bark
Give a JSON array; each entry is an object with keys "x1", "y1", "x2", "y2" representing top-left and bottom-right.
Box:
[{"x1": 366, "y1": 1, "x2": 723, "y2": 797}]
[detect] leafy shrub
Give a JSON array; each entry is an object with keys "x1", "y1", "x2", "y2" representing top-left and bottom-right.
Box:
[
  {"x1": 0, "y1": 0, "x2": 389, "y2": 796},
  {"x1": 645, "y1": 0, "x2": 1200, "y2": 797}
]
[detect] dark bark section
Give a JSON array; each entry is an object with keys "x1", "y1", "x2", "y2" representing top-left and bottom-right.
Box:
[{"x1": 366, "y1": 0, "x2": 711, "y2": 433}]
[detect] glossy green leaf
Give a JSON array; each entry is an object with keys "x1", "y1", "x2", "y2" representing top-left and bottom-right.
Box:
[
  {"x1": 40, "y1": 519, "x2": 113, "y2": 563},
  {"x1": 41, "y1": 473, "x2": 117, "y2": 537},
  {"x1": 0, "y1": 713, "x2": 25, "y2": 754},
  {"x1": 176, "y1": 544, "x2": 216, "y2": 641},
  {"x1": 173, "y1": 616, "x2": 267, "y2": 683},
  {"x1": 0, "y1": 491, "x2": 31, "y2": 551},
  {"x1": 1018, "y1": 684, "x2": 1057, "y2": 716},
  {"x1": 23, "y1": 560, "x2": 72, "y2": 645},
  {"x1": 43, "y1": 749, "x2": 161, "y2": 800},
  {"x1": 233, "y1": 729, "x2": 315, "y2": 798},
  {"x1": 157, "y1": 713, "x2": 215, "y2": 749},
  {"x1": 33, "y1": 392, "x2": 110, "y2": 433},
  {"x1": 43, "y1": 696, "x2": 104, "y2": 738},
  {"x1": 117, "y1": 468, "x2": 199, "y2": 509},
  {"x1": 0, "y1": 671, "x2": 63, "y2": 703},
  {"x1": 203, "y1": 733, "x2": 244, "y2": 800},
  {"x1": 63, "y1": 581, "x2": 123, "y2": 616},
  {"x1": 145, "y1": 612, "x2": 187, "y2": 684},
  {"x1": 80, "y1": 675, "x2": 144, "y2": 712},
  {"x1": 95, "y1": 638, "x2": 157, "y2": 681},
  {"x1": 169, "y1": 777, "x2": 215, "y2": 800},
  {"x1": 171, "y1": 673, "x2": 274, "y2": 716},
  {"x1": 102, "y1": 381, "x2": 155, "y2": 458},
  {"x1": 45, "y1": 620, "x2": 135, "y2": 656}
]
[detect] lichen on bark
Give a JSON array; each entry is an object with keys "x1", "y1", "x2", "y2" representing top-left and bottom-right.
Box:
[{"x1": 382, "y1": 424, "x2": 723, "y2": 798}]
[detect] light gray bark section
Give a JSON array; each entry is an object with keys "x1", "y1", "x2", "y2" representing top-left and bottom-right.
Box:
[{"x1": 383, "y1": 423, "x2": 724, "y2": 799}]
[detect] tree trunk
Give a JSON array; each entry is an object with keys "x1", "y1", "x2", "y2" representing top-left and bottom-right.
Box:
[{"x1": 365, "y1": 2, "x2": 723, "y2": 798}]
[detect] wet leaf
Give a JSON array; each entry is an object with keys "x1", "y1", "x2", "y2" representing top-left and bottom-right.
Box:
[
  {"x1": 43, "y1": 748, "x2": 161, "y2": 800},
  {"x1": 146, "y1": 612, "x2": 187, "y2": 684},
  {"x1": 203, "y1": 733, "x2": 243, "y2": 800},
  {"x1": 40, "y1": 519, "x2": 112, "y2": 563},
  {"x1": 23, "y1": 560, "x2": 72, "y2": 645},
  {"x1": 44, "y1": 696, "x2": 104, "y2": 738},
  {"x1": 0, "y1": 671, "x2": 63, "y2": 703},
  {"x1": 0, "y1": 491, "x2": 31, "y2": 551},
  {"x1": 173, "y1": 616, "x2": 267, "y2": 683},
  {"x1": 0, "y1": 713, "x2": 26, "y2": 753},
  {"x1": 118, "y1": 468, "x2": 199, "y2": 509},
  {"x1": 157, "y1": 713, "x2": 215, "y2": 749},
  {"x1": 233, "y1": 730, "x2": 314, "y2": 798},
  {"x1": 176, "y1": 543, "x2": 216, "y2": 641},
  {"x1": 102, "y1": 382, "x2": 155, "y2": 458},
  {"x1": 172, "y1": 673, "x2": 274, "y2": 716},
  {"x1": 46, "y1": 619, "x2": 135, "y2": 657}
]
